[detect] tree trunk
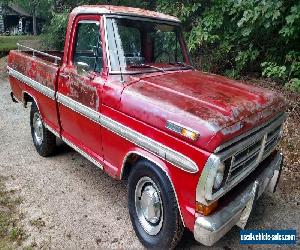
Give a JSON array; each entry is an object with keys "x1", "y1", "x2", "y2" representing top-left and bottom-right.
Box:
[
  {"x1": 0, "y1": 5, "x2": 5, "y2": 34},
  {"x1": 32, "y1": 4, "x2": 37, "y2": 35}
]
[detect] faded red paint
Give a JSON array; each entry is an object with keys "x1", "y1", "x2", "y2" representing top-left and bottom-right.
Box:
[
  {"x1": 8, "y1": 50, "x2": 60, "y2": 90},
  {"x1": 8, "y1": 50, "x2": 61, "y2": 133},
  {"x1": 72, "y1": 5, "x2": 180, "y2": 23},
  {"x1": 7, "y1": 5, "x2": 286, "y2": 235},
  {"x1": 120, "y1": 70, "x2": 285, "y2": 152}
]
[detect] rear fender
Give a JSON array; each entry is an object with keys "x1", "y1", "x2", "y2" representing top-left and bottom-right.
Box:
[{"x1": 22, "y1": 91, "x2": 43, "y2": 117}]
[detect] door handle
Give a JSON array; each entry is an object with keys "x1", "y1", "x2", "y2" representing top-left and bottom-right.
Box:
[{"x1": 60, "y1": 73, "x2": 69, "y2": 79}]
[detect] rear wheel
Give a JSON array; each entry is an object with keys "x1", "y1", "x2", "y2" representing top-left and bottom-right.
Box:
[
  {"x1": 128, "y1": 160, "x2": 184, "y2": 249},
  {"x1": 30, "y1": 102, "x2": 56, "y2": 157}
]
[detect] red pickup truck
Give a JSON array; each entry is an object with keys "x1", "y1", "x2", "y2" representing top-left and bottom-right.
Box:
[{"x1": 7, "y1": 5, "x2": 286, "y2": 248}]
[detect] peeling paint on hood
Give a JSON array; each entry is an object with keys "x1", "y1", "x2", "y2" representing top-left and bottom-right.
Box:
[{"x1": 120, "y1": 70, "x2": 286, "y2": 152}]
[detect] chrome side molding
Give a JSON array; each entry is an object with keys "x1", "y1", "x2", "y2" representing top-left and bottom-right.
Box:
[
  {"x1": 9, "y1": 67, "x2": 198, "y2": 173},
  {"x1": 57, "y1": 93, "x2": 198, "y2": 173},
  {"x1": 7, "y1": 66, "x2": 55, "y2": 100}
]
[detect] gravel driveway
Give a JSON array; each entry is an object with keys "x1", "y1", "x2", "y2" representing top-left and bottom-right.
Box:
[{"x1": 0, "y1": 75, "x2": 299, "y2": 249}]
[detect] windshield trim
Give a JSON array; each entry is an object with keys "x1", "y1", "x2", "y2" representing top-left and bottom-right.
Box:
[
  {"x1": 105, "y1": 14, "x2": 181, "y2": 25},
  {"x1": 103, "y1": 15, "x2": 191, "y2": 76}
]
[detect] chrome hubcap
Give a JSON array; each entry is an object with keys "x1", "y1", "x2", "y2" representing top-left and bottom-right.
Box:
[
  {"x1": 140, "y1": 185, "x2": 161, "y2": 224},
  {"x1": 135, "y1": 177, "x2": 163, "y2": 235},
  {"x1": 33, "y1": 113, "x2": 43, "y2": 145}
]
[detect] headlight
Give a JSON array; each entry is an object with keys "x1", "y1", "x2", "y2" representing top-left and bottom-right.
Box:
[
  {"x1": 196, "y1": 154, "x2": 229, "y2": 203},
  {"x1": 213, "y1": 162, "x2": 225, "y2": 190}
]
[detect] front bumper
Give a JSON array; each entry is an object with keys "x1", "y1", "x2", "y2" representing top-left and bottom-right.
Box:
[{"x1": 194, "y1": 152, "x2": 283, "y2": 246}]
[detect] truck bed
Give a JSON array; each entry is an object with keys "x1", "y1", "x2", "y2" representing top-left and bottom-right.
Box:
[
  {"x1": 7, "y1": 48, "x2": 61, "y2": 100},
  {"x1": 7, "y1": 47, "x2": 62, "y2": 135}
]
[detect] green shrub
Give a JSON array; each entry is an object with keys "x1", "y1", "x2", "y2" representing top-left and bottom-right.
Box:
[
  {"x1": 261, "y1": 50, "x2": 300, "y2": 83},
  {"x1": 261, "y1": 62, "x2": 287, "y2": 80},
  {"x1": 40, "y1": 1, "x2": 153, "y2": 50},
  {"x1": 285, "y1": 78, "x2": 300, "y2": 92},
  {"x1": 286, "y1": 51, "x2": 300, "y2": 78},
  {"x1": 157, "y1": 0, "x2": 300, "y2": 81},
  {"x1": 40, "y1": 0, "x2": 300, "y2": 90},
  {"x1": 41, "y1": 11, "x2": 69, "y2": 50}
]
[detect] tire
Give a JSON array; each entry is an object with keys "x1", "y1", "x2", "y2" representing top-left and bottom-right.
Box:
[
  {"x1": 30, "y1": 102, "x2": 56, "y2": 157},
  {"x1": 128, "y1": 160, "x2": 184, "y2": 249}
]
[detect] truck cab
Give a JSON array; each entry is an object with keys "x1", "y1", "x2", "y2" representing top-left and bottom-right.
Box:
[{"x1": 7, "y1": 5, "x2": 286, "y2": 249}]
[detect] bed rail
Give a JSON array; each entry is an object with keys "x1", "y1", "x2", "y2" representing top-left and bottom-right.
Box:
[{"x1": 17, "y1": 43, "x2": 61, "y2": 65}]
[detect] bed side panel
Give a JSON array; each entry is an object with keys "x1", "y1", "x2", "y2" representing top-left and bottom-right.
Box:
[{"x1": 8, "y1": 50, "x2": 61, "y2": 134}]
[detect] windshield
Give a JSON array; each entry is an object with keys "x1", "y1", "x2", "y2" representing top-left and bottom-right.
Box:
[{"x1": 106, "y1": 17, "x2": 191, "y2": 73}]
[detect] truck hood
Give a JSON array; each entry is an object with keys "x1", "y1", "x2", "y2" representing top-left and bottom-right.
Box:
[{"x1": 120, "y1": 70, "x2": 285, "y2": 151}]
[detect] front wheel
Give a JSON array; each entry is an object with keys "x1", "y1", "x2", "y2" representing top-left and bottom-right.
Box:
[
  {"x1": 128, "y1": 160, "x2": 184, "y2": 249},
  {"x1": 30, "y1": 102, "x2": 56, "y2": 157}
]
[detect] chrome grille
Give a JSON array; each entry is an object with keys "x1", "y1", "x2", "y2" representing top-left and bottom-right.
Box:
[
  {"x1": 263, "y1": 125, "x2": 282, "y2": 156},
  {"x1": 221, "y1": 114, "x2": 285, "y2": 185},
  {"x1": 227, "y1": 139, "x2": 262, "y2": 182}
]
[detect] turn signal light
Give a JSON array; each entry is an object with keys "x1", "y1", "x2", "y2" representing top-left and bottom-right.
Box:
[
  {"x1": 166, "y1": 121, "x2": 200, "y2": 141},
  {"x1": 181, "y1": 128, "x2": 199, "y2": 141},
  {"x1": 196, "y1": 201, "x2": 218, "y2": 216}
]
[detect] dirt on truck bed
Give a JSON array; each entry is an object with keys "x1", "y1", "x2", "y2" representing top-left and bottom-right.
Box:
[{"x1": 0, "y1": 57, "x2": 300, "y2": 248}]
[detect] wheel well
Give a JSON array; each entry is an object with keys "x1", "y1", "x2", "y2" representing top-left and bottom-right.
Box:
[
  {"x1": 122, "y1": 153, "x2": 142, "y2": 181},
  {"x1": 122, "y1": 153, "x2": 170, "y2": 181},
  {"x1": 23, "y1": 92, "x2": 34, "y2": 106},
  {"x1": 122, "y1": 152, "x2": 169, "y2": 181}
]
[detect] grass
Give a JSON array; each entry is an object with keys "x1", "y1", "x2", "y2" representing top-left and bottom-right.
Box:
[
  {"x1": 0, "y1": 176, "x2": 26, "y2": 248},
  {"x1": 0, "y1": 35, "x2": 38, "y2": 52}
]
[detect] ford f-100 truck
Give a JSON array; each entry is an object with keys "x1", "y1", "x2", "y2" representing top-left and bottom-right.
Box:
[{"x1": 7, "y1": 5, "x2": 286, "y2": 249}]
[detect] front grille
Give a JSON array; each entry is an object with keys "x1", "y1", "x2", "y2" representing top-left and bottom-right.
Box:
[
  {"x1": 263, "y1": 125, "x2": 282, "y2": 156},
  {"x1": 221, "y1": 113, "x2": 285, "y2": 186}
]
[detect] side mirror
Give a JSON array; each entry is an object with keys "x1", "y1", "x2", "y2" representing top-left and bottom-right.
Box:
[{"x1": 76, "y1": 61, "x2": 90, "y2": 75}]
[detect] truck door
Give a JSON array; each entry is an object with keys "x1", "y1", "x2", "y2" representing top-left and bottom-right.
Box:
[{"x1": 57, "y1": 15, "x2": 105, "y2": 166}]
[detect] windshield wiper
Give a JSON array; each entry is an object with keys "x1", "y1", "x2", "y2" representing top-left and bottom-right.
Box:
[
  {"x1": 128, "y1": 64, "x2": 165, "y2": 72},
  {"x1": 169, "y1": 62, "x2": 195, "y2": 70}
]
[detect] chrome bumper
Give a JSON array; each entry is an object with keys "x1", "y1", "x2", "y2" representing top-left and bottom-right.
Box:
[{"x1": 194, "y1": 152, "x2": 283, "y2": 246}]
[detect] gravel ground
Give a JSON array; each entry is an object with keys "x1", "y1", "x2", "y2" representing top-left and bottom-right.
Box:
[{"x1": 0, "y1": 65, "x2": 299, "y2": 249}]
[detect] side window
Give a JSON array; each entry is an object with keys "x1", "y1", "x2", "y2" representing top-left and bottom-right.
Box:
[{"x1": 73, "y1": 21, "x2": 102, "y2": 73}]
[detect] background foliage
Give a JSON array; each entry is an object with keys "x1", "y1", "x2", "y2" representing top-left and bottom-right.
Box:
[
  {"x1": 157, "y1": 0, "x2": 300, "y2": 91},
  {"x1": 2, "y1": 0, "x2": 300, "y2": 91}
]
